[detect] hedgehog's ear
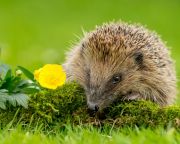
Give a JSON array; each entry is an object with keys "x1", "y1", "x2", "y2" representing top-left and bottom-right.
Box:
[{"x1": 134, "y1": 52, "x2": 143, "y2": 65}]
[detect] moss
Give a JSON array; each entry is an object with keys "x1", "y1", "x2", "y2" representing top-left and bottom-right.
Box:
[
  {"x1": 0, "y1": 82, "x2": 85, "y2": 128},
  {"x1": 0, "y1": 82, "x2": 179, "y2": 130}
]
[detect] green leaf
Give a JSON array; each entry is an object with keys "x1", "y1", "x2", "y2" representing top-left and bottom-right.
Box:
[
  {"x1": 7, "y1": 93, "x2": 29, "y2": 109},
  {"x1": 0, "y1": 64, "x2": 11, "y2": 79},
  {"x1": 21, "y1": 85, "x2": 41, "y2": 94},
  {"x1": 0, "y1": 101, "x2": 6, "y2": 109},
  {"x1": 0, "y1": 92, "x2": 8, "y2": 109},
  {"x1": 4, "y1": 76, "x2": 21, "y2": 93},
  {"x1": 0, "y1": 91, "x2": 29, "y2": 109},
  {"x1": 4, "y1": 69, "x2": 12, "y2": 80},
  {"x1": 9, "y1": 93, "x2": 29, "y2": 108},
  {"x1": 17, "y1": 66, "x2": 35, "y2": 81},
  {"x1": 7, "y1": 94, "x2": 17, "y2": 107},
  {"x1": 15, "y1": 80, "x2": 40, "y2": 94},
  {"x1": 0, "y1": 89, "x2": 8, "y2": 93},
  {"x1": 16, "y1": 80, "x2": 33, "y2": 88},
  {"x1": 0, "y1": 64, "x2": 13, "y2": 88},
  {"x1": 0, "y1": 64, "x2": 11, "y2": 87}
]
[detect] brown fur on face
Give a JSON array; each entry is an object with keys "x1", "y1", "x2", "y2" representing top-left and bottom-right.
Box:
[{"x1": 63, "y1": 22, "x2": 177, "y2": 111}]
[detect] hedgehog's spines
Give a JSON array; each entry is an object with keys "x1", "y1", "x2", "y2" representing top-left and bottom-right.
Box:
[{"x1": 63, "y1": 22, "x2": 176, "y2": 109}]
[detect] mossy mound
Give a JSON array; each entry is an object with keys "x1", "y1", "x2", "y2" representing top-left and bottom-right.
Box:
[{"x1": 0, "y1": 82, "x2": 179, "y2": 130}]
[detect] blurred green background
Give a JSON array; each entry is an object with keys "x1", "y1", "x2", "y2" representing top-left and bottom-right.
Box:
[{"x1": 0, "y1": 0, "x2": 180, "y2": 101}]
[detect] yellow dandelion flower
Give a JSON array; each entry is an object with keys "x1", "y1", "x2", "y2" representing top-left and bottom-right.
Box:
[{"x1": 34, "y1": 64, "x2": 66, "y2": 89}]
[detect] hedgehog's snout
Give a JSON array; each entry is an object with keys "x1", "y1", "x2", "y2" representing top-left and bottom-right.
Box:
[
  {"x1": 86, "y1": 88, "x2": 99, "y2": 111},
  {"x1": 87, "y1": 101, "x2": 99, "y2": 112}
]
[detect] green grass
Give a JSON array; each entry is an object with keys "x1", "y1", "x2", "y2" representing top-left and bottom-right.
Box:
[
  {"x1": 0, "y1": 0, "x2": 180, "y2": 143},
  {"x1": 0, "y1": 126, "x2": 180, "y2": 144}
]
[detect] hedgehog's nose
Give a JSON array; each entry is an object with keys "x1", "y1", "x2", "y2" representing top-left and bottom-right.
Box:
[{"x1": 87, "y1": 102, "x2": 99, "y2": 112}]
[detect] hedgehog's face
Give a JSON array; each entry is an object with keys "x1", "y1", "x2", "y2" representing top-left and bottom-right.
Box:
[{"x1": 83, "y1": 49, "x2": 151, "y2": 112}]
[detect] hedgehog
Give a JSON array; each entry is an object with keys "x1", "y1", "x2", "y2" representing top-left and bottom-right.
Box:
[{"x1": 63, "y1": 22, "x2": 177, "y2": 112}]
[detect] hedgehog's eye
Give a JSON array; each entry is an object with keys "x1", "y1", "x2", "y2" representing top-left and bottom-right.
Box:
[
  {"x1": 134, "y1": 52, "x2": 143, "y2": 65},
  {"x1": 112, "y1": 74, "x2": 122, "y2": 84}
]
